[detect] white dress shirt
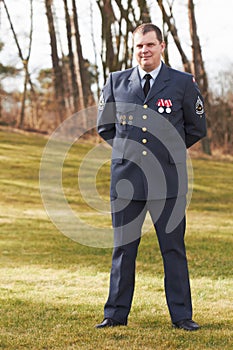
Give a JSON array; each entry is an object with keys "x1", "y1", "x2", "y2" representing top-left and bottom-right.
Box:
[{"x1": 138, "y1": 62, "x2": 162, "y2": 89}]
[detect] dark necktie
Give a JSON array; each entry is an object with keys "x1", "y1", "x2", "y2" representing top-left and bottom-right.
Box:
[{"x1": 143, "y1": 74, "x2": 152, "y2": 97}]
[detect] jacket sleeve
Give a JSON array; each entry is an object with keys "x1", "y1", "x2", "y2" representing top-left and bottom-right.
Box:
[
  {"x1": 97, "y1": 73, "x2": 116, "y2": 146},
  {"x1": 182, "y1": 75, "x2": 207, "y2": 148}
]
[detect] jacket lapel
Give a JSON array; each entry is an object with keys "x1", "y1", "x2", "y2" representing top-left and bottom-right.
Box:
[
  {"x1": 128, "y1": 67, "x2": 145, "y2": 101},
  {"x1": 145, "y1": 63, "x2": 170, "y2": 102},
  {"x1": 128, "y1": 63, "x2": 170, "y2": 103}
]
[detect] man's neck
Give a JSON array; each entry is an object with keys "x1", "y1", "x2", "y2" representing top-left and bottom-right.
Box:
[{"x1": 138, "y1": 61, "x2": 162, "y2": 80}]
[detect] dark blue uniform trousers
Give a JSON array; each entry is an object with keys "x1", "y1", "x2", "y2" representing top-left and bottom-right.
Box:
[{"x1": 104, "y1": 196, "x2": 192, "y2": 324}]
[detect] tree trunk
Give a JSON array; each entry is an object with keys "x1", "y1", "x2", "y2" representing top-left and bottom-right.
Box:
[
  {"x1": 188, "y1": 0, "x2": 211, "y2": 155},
  {"x1": 45, "y1": 0, "x2": 66, "y2": 123},
  {"x1": 63, "y1": 0, "x2": 79, "y2": 112},
  {"x1": 162, "y1": 22, "x2": 170, "y2": 66},
  {"x1": 137, "y1": 0, "x2": 151, "y2": 23},
  {"x1": 157, "y1": 0, "x2": 211, "y2": 154},
  {"x1": 2, "y1": 0, "x2": 34, "y2": 129},
  {"x1": 97, "y1": 0, "x2": 117, "y2": 80},
  {"x1": 72, "y1": 0, "x2": 95, "y2": 108},
  {"x1": 90, "y1": 0, "x2": 101, "y2": 98},
  {"x1": 19, "y1": 62, "x2": 29, "y2": 128},
  {"x1": 157, "y1": 0, "x2": 192, "y2": 73}
]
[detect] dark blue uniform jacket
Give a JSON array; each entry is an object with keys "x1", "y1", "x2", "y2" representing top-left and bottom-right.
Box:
[{"x1": 97, "y1": 63, "x2": 207, "y2": 200}]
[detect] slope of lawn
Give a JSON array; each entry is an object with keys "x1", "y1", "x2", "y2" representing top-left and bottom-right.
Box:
[{"x1": 0, "y1": 129, "x2": 232, "y2": 350}]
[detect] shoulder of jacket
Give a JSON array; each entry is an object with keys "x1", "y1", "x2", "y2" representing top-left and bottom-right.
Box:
[
  {"x1": 111, "y1": 67, "x2": 135, "y2": 79},
  {"x1": 167, "y1": 65, "x2": 193, "y2": 80}
]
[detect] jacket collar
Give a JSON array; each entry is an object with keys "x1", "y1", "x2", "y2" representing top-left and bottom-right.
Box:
[{"x1": 128, "y1": 62, "x2": 170, "y2": 102}]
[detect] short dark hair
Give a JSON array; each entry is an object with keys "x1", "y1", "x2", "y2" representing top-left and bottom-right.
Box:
[{"x1": 133, "y1": 23, "x2": 163, "y2": 43}]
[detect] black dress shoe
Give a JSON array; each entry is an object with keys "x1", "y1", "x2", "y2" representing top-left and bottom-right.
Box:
[
  {"x1": 172, "y1": 319, "x2": 200, "y2": 331},
  {"x1": 95, "y1": 318, "x2": 125, "y2": 328}
]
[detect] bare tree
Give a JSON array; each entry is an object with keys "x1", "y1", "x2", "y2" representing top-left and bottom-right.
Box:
[
  {"x1": 45, "y1": 0, "x2": 66, "y2": 123},
  {"x1": 72, "y1": 0, "x2": 95, "y2": 108},
  {"x1": 63, "y1": 0, "x2": 79, "y2": 112},
  {"x1": 188, "y1": 0, "x2": 211, "y2": 154},
  {"x1": 90, "y1": 0, "x2": 100, "y2": 98},
  {"x1": 137, "y1": 0, "x2": 151, "y2": 23},
  {"x1": 156, "y1": 0, "x2": 211, "y2": 154},
  {"x1": 97, "y1": 0, "x2": 153, "y2": 81},
  {"x1": 97, "y1": 0, "x2": 117, "y2": 80},
  {"x1": 2, "y1": 0, "x2": 34, "y2": 129},
  {"x1": 0, "y1": 41, "x2": 20, "y2": 121},
  {"x1": 71, "y1": 0, "x2": 86, "y2": 110},
  {"x1": 157, "y1": 0, "x2": 192, "y2": 72}
]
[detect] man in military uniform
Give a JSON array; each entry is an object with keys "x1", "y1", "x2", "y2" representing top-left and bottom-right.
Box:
[{"x1": 96, "y1": 23, "x2": 206, "y2": 331}]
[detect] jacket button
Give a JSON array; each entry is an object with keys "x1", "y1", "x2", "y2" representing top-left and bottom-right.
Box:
[
  {"x1": 142, "y1": 115, "x2": 147, "y2": 120},
  {"x1": 142, "y1": 138, "x2": 147, "y2": 144},
  {"x1": 142, "y1": 127, "x2": 147, "y2": 132},
  {"x1": 143, "y1": 104, "x2": 148, "y2": 109},
  {"x1": 142, "y1": 150, "x2": 147, "y2": 156}
]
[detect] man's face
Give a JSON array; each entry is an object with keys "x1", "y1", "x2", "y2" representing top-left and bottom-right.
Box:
[{"x1": 134, "y1": 31, "x2": 165, "y2": 72}]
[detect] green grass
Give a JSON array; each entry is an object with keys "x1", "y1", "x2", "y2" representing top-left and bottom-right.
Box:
[{"x1": 0, "y1": 129, "x2": 233, "y2": 349}]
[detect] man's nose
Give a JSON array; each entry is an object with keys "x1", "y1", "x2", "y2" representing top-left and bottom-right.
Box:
[{"x1": 142, "y1": 45, "x2": 148, "y2": 52}]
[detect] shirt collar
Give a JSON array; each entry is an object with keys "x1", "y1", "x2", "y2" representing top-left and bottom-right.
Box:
[{"x1": 138, "y1": 62, "x2": 162, "y2": 81}]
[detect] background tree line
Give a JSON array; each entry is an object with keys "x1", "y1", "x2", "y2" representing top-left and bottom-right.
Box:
[{"x1": 0, "y1": 0, "x2": 232, "y2": 154}]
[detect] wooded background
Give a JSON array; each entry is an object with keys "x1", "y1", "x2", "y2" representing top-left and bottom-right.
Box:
[{"x1": 0, "y1": 0, "x2": 232, "y2": 155}]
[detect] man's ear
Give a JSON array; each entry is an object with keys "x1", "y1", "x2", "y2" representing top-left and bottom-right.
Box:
[{"x1": 161, "y1": 41, "x2": 166, "y2": 53}]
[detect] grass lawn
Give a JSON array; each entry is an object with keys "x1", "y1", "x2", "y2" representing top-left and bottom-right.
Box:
[{"x1": 0, "y1": 129, "x2": 232, "y2": 349}]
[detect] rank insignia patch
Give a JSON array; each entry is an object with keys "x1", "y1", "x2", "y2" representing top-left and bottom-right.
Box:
[
  {"x1": 195, "y1": 96, "x2": 204, "y2": 116},
  {"x1": 98, "y1": 93, "x2": 105, "y2": 110}
]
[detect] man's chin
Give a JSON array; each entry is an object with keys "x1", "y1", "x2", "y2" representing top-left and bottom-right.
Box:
[{"x1": 141, "y1": 63, "x2": 152, "y2": 72}]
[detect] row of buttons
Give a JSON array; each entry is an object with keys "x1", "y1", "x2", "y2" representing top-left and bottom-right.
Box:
[
  {"x1": 119, "y1": 104, "x2": 149, "y2": 155},
  {"x1": 142, "y1": 104, "x2": 148, "y2": 155}
]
